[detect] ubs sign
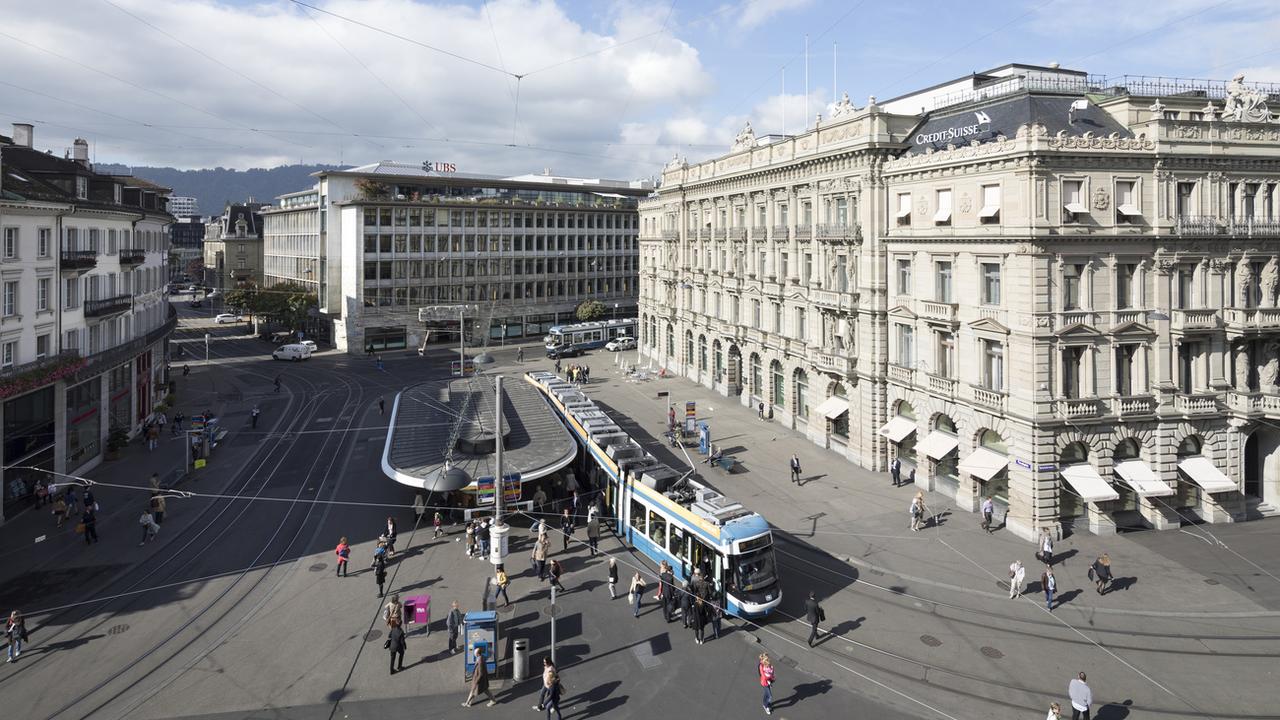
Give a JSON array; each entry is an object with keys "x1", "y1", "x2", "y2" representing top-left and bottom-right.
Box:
[
  {"x1": 422, "y1": 160, "x2": 458, "y2": 173},
  {"x1": 914, "y1": 111, "x2": 992, "y2": 145}
]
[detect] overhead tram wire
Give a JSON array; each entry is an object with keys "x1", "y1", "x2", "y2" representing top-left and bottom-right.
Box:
[
  {"x1": 0, "y1": 30, "x2": 314, "y2": 152},
  {"x1": 98, "y1": 0, "x2": 384, "y2": 149},
  {"x1": 1065, "y1": 0, "x2": 1234, "y2": 67},
  {"x1": 481, "y1": 0, "x2": 525, "y2": 147},
  {"x1": 605, "y1": 0, "x2": 680, "y2": 141}
]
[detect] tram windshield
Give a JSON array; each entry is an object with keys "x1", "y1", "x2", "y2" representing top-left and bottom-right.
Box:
[{"x1": 732, "y1": 547, "x2": 778, "y2": 592}]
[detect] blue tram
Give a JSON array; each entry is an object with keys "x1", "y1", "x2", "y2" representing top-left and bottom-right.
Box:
[
  {"x1": 526, "y1": 371, "x2": 781, "y2": 617},
  {"x1": 542, "y1": 318, "x2": 637, "y2": 351}
]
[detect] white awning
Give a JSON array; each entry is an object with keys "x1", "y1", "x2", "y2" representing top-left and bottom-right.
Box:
[
  {"x1": 933, "y1": 208, "x2": 952, "y2": 223},
  {"x1": 814, "y1": 395, "x2": 848, "y2": 420},
  {"x1": 878, "y1": 416, "x2": 917, "y2": 443},
  {"x1": 1113, "y1": 460, "x2": 1174, "y2": 497},
  {"x1": 895, "y1": 206, "x2": 912, "y2": 218},
  {"x1": 978, "y1": 204, "x2": 1000, "y2": 218},
  {"x1": 1177, "y1": 456, "x2": 1237, "y2": 493},
  {"x1": 918, "y1": 431, "x2": 959, "y2": 460},
  {"x1": 1117, "y1": 204, "x2": 1141, "y2": 217},
  {"x1": 1064, "y1": 202, "x2": 1087, "y2": 214},
  {"x1": 958, "y1": 447, "x2": 1008, "y2": 481},
  {"x1": 1060, "y1": 463, "x2": 1120, "y2": 503}
]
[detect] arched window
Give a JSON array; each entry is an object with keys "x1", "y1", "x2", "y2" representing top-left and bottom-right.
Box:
[
  {"x1": 665, "y1": 323, "x2": 674, "y2": 358},
  {"x1": 713, "y1": 339, "x2": 723, "y2": 379},
  {"x1": 1177, "y1": 435, "x2": 1202, "y2": 457},
  {"x1": 1058, "y1": 441, "x2": 1090, "y2": 519},
  {"x1": 979, "y1": 429, "x2": 1007, "y2": 454},
  {"x1": 831, "y1": 383, "x2": 849, "y2": 438},
  {"x1": 1174, "y1": 435, "x2": 1204, "y2": 509},
  {"x1": 1061, "y1": 441, "x2": 1089, "y2": 465},
  {"x1": 750, "y1": 353, "x2": 762, "y2": 397},
  {"x1": 1114, "y1": 438, "x2": 1140, "y2": 461},
  {"x1": 976, "y1": 429, "x2": 1009, "y2": 503},
  {"x1": 794, "y1": 369, "x2": 810, "y2": 419},
  {"x1": 685, "y1": 330, "x2": 694, "y2": 366},
  {"x1": 897, "y1": 400, "x2": 916, "y2": 420},
  {"x1": 935, "y1": 414, "x2": 957, "y2": 435},
  {"x1": 698, "y1": 334, "x2": 707, "y2": 371},
  {"x1": 770, "y1": 360, "x2": 785, "y2": 408}
]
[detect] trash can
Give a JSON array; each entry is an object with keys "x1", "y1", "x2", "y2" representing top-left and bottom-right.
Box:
[{"x1": 513, "y1": 638, "x2": 529, "y2": 681}]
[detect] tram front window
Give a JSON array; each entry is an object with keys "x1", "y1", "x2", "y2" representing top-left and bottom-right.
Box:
[{"x1": 733, "y1": 548, "x2": 778, "y2": 592}]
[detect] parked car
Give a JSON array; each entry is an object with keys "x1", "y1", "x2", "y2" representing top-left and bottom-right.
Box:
[
  {"x1": 298, "y1": 339, "x2": 317, "y2": 352},
  {"x1": 546, "y1": 344, "x2": 583, "y2": 359},
  {"x1": 605, "y1": 336, "x2": 636, "y2": 351},
  {"x1": 272, "y1": 344, "x2": 312, "y2": 361},
  {"x1": 214, "y1": 313, "x2": 241, "y2": 324}
]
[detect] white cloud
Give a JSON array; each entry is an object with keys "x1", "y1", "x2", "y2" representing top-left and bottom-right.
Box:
[{"x1": 731, "y1": 0, "x2": 814, "y2": 31}]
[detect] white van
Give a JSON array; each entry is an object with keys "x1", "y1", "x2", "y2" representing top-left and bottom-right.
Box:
[{"x1": 272, "y1": 344, "x2": 312, "y2": 361}]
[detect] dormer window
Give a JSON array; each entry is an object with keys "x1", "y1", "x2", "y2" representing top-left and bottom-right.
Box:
[{"x1": 75, "y1": 176, "x2": 88, "y2": 200}]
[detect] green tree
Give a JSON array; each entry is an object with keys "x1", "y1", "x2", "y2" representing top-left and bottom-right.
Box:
[
  {"x1": 224, "y1": 284, "x2": 259, "y2": 320},
  {"x1": 255, "y1": 282, "x2": 317, "y2": 331},
  {"x1": 575, "y1": 299, "x2": 606, "y2": 322}
]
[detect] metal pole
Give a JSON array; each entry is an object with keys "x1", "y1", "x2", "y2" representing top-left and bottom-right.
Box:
[
  {"x1": 494, "y1": 375, "x2": 504, "y2": 526},
  {"x1": 550, "y1": 584, "x2": 557, "y2": 665},
  {"x1": 204, "y1": 333, "x2": 210, "y2": 367},
  {"x1": 459, "y1": 307, "x2": 465, "y2": 375}
]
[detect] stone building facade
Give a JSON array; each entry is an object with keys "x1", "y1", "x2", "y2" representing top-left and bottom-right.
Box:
[{"x1": 638, "y1": 64, "x2": 1280, "y2": 541}]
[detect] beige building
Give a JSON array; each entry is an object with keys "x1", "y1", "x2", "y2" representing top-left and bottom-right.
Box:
[
  {"x1": 638, "y1": 64, "x2": 1280, "y2": 541},
  {"x1": 203, "y1": 203, "x2": 265, "y2": 292}
]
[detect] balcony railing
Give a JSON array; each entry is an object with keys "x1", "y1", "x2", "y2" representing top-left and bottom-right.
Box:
[
  {"x1": 970, "y1": 385, "x2": 1006, "y2": 412},
  {"x1": 84, "y1": 294, "x2": 132, "y2": 318},
  {"x1": 1113, "y1": 395, "x2": 1157, "y2": 417},
  {"x1": 1055, "y1": 397, "x2": 1102, "y2": 419},
  {"x1": 1174, "y1": 392, "x2": 1219, "y2": 415},
  {"x1": 728, "y1": 227, "x2": 746, "y2": 242},
  {"x1": 816, "y1": 223, "x2": 860, "y2": 242},
  {"x1": 888, "y1": 364, "x2": 914, "y2": 386},
  {"x1": 1224, "y1": 307, "x2": 1280, "y2": 332},
  {"x1": 919, "y1": 300, "x2": 958, "y2": 324},
  {"x1": 60, "y1": 249, "x2": 98, "y2": 272},
  {"x1": 811, "y1": 349, "x2": 853, "y2": 376},
  {"x1": 772, "y1": 225, "x2": 790, "y2": 240},
  {"x1": 1173, "y1": 216, "x2": 1221, "y2": 235},
  {"x1": 748, "y1": 227, "x2": 766, "y2": 241},
  {"x1": 926, "y1": 373, "x2": 957, "y2": 398},
  {"x1": 1228, "y1": 218, "x2": 1280, "y2": 237},
  {"x1": 712, "y1": 228, "x2": 726, "y2": 241},
  {"x1": 794, "y1": 225, "x2": 812, "y2": 241},
  {"x1": 661, "y1": 230, "x2": 679, "y2": 241},
  {"x1": 118, "y1": 248, "x2": 146, "y2": 266},
  {"x1": 1171, "y1": 308, "x2": 1220, "y2": 331},
  {"x1": 1058, "y1": 311, "x2": 1094, "y2": 328}
]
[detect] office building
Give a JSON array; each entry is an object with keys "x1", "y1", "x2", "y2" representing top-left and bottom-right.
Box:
[
  {"x1": 169, "y1": 216, "x2": 205, "y2": 280},
  {"x1": 167, "y1": 195, "x2": 199, "y2": 218},
  {"x1": 638, "y1": 64, "x2": 1280, "y2": 540}
]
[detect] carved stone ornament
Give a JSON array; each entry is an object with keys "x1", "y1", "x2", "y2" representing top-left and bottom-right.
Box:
[
  {"x1": 915, "y1": 195, "x2": 929, "y2": 217},
  {"x1": 958, "y1": 192, "x2": 973, "y2": 214},
  {"x1": 664, "y1": 153, "x2": 687, "y2": 171},
  {"x1": 731, "y1": 122, "x2": 757, "y2": 152},
  {"x1": 1262, "y1": 256, "x2": 1279, "y2": 307},
  {"x1": 1223, "y1": 73, "x2": 1274, "y2": 123},
  {"x1": 1149, "y1": 99, "x2": 1166, "y2": 115},
  {"x1": 1202, "y1": 102, "x2": 1218, "y2": 121},
  {"x1": 830, "y1": 92, "x2": 857, "y2": 119},
  {"x1": 1092, "y1": 186, "x2": 1110, "y2": 211}
]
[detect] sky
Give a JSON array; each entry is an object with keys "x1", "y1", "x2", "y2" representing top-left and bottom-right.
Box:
[{"x1": 2, "y1": 0, "x2": 1279, "y2": 180}]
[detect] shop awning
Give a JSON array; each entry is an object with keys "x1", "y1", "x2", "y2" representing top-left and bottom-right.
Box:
[
  {"x1": 814, "y1": 395, "x2": 848, "y2": 420},
  {"x1": 1059, "y1": 463, "x2": 1120, "y2": 503},
  {"x1": 1177, "y1": 456, "x2": 1237, "y2": 493},
  {"x1": 1113, "y1": 460, "x2": 1174, "y2": 497},
  {"x1": 878, "y1": 416, "x2": 917, "y2": 443},
  {"x1": 918, "y1": 431, "x2": 959, "y2": 460},
  {"x1": 958, "y1": 447, "x2": 1008, "y2": 481}
]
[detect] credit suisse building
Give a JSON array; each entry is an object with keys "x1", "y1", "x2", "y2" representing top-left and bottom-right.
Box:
[{"x1": 638, "y1": 63, "x2": 1280, "y2": 540}]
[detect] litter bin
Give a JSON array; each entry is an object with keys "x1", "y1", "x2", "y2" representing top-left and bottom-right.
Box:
[{"x1": 513, "y1": 638, "x2": 529, "y2": 681}]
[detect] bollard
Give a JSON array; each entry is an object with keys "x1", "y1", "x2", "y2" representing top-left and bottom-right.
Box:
[{"x1": 512, "y1": 638, "x2": 529, "y2": 681}]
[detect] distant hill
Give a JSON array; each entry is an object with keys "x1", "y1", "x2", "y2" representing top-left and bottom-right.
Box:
[{"x1": 94, "y1": 163, "x2": 341, "y2": 217}]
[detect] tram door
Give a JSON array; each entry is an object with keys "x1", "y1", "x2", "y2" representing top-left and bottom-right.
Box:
[{"x1": 689, "y1": 538, "x2": 722, "y2": 589}]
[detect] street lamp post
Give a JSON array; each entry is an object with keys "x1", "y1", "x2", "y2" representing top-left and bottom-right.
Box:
[
  {"x1": 489, "y1": 375, "x2": 509, "y2": 567},
  {"x1": 204, "y1": 333, "x2": 210, "y2": 367}
]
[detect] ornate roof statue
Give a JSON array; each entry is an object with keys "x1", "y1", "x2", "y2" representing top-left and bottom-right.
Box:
[
  {"x1": 664, "y1": 153, "x2": 687, "y2": 171},
  {"x1": 1149, "y1": 98, "x2": 1166, "y2": 115},
  {"x1": 1223, "y1": 73, "x2": 1273, "y2": 123},
  {"x1": 730, "y1": 122, "x2": 757, "y2": 152},
  {"x1": 830, "y1": 91, "x2": 857, "y2": 119}
]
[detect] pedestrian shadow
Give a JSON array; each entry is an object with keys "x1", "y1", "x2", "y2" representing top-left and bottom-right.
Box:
[
  {"x1": 818, "y1": 617, "x2": 865, "y2": 644},
  {"x1": 563, "y1": 679, "x2": 621, "y2": 705},
  {"x1": 1041, "y1": 549, "x2": 1078, "y2": 567},
  {"x1": 568, "y1": 694, "x2": 629, "y2": 718},
  {"x1": 396, "y1": 575, "x2": 443, "y2": 593},
  {"x1": 24, "y1": 633, "x2": 104, "y2": 656},
  {"x1": 798, "y1": 474, "x2": 827, "y2": 487},
  {"x1": 1105, "y1": 577, "x2": 1137, "y2": 593},
  {"x1": 1055, "y1": 589, "x2": 1083, "y2": 608},
  {"x1": 772, "y1": 679, "x2": 833, "y2": 708},
  {"x1": 1096, "y1": 700, "x2": 1134, "y2": 718}
]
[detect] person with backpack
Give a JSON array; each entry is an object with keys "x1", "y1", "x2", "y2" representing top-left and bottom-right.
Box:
[
  {"x1": 6, "y1": 610, "x2": 27, "y2": 662},
  {"x1": 374, "y1": 555, "x2": 388, "y2": 597},
  {"x1": 758, "y1": 653, "x2": 776, "y2": 715},
  {"x1": 385, "y1": 619, "x2": 407, "y2": 675},
  {"x1": 805, "y1": 591, "x2": 825, "y2": 647},
  {"x1": 383, "y1": 593, "x2": 402, "y2": 627},
  {"x1": 629, "y1": 572, "x2": 645, "y2": 618},
  {"x1": 335, "y1": 537, "x2": 351, "y2": 577},
  {"x1": 371, "y1": 537, "x2": 388, "y2": 568}
]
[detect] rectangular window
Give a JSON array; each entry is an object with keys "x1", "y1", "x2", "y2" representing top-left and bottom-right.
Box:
[
  {"x1": 1063, "y1": 180, "x2": 1085, "y2": 221},
  {"x1": 1062, "y1": 346, "x2": 1085, "y2": 398},
  {"x1": 1176, "y1": 182, "x2": 1195, "y2": 217},
  {"x1": 1176, "y1": 265, "x2": 1196, "y2": 309},
  {"x1": 803, "y1": 253, "x2": 813, "y2": 284},
  {"x1": 835, "y1": 255, "x2": 848, "y2": 292},
  {"x1": 933, "y1": 189, "x2": 952, "y2": 225},
  {"x1": 779, "y1": 252, "x2": 788, "y2": 279},
  {"x1": 979, "y1": 184, "x2": 1001, "y2": 223},
  {"x1": 772, "y1": 303, "x2": 782, "y2": 333},
  {"x1": 2, "y1": 227, "x2": 15, "y2": 258},
  {"x1": 795, "y1": 307, "x2": 806, "y2": 340},
  {"x1": 3, "y1": 281, "x2": 16, "y2": 316},
  {"x1": 895, "y1": 193, "x2": 912, "y2": 226},
  {"x1": 983, "y1": 340, "x2": 1004, "y2": 391},
  {"x1": 1179, "y1": 342, "x2": 1198, "y2": 393},
  {"x1": 936, "y1": 331, "x2": 954, "y2": 377},
  {"x1": 38, "y1": 228, "x2": 50, "y2": 257},
  {"x1": 647, "y1": 509, "x2": 667, "y2": 550},
  {"x1": 1116, "y1": 264, "x2": 1136, "y2": 309},
  {"x1": 981, "y1": 263, "x2": 1001, "y2": 305},
  {"x1": 36, "y1": 334, "x2": 49, "y2": 360},
  {"x1": 1063, "y1": 264, "x2": 1084, "y2": 310},
  {"x1": 38, "y1": 278, "x2": 49, "y2": 311},
  {"x1": 778, "y1": 204, "x2": 789, "y2": 226},
  {"x1": 897, "y1": 324, "x2": 914, "y2": 366},
  {"x1": 1115, "y1": 345, "x2": 1136, "y2": 396},
  {"x1": 935, "y1": 261, "x2": 952, "y2": 303},
  {"x1": 896, "y1": 258, "x2": 912, "y2": 295},
  {"x1": 835, "y1": 197, "x2": 848, "y2": 225},
  {"x1": 758, "y1": 251, "x2": 767, "y2": 277},
  {"x1": 752, "y1": 299, "x2": 761, "y2": 327},
  {"x1": 1116, "y1": 181, "x2": 1139, "y2": 223},
  {"x1": 1, "y1": 341, "x2": 13, "y2": 368}
]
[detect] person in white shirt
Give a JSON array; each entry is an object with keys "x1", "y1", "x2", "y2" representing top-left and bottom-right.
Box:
[
  {"x1": 1039, "y1": 529, "x2": 1055, "y2": 565},
  {"x1": 1009, "y1": 560, "x2": 1026, "y2": 599},
  {"x1": 1068, "y1": 671, "x2": 1092, "y2": 720}
]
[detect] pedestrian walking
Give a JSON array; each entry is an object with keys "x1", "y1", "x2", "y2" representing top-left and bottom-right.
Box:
[
  {"x1": 890, "y1": 456, "x2": 901, "y2": 487},
  {"x1": 273, "y1": 375, "x2": 281, "y2": 393},
  {"x1": 757, "y1": 401, "x2": 765, "y2": 419},
  {"x1": 560, "y1": 508, "x2": 574, "y2": 552},
  {"x1": 495, "y1": 565, "x2": 511, "y2": 607},
  {"x1": 692, "y1": 595, "x2": 706, "y2": 644},
  {"x1": 335, "y1": 536, "x2": 351, "y2": 577},
  {"x1": 535, "y1": 657, "x2": 557, "y2": 710},
  {"x1": 52, "y1": 495, "x2": 67, "y2": 529},
  {"x1": 981, "y1": 496, "x2": 995, "y2": 533},
  {"x1": 157, "y1": 411, "x2": 167, "y2": 434},
  {"x1": 138, "y1": 507, "x2": 159, "y2": 546},
  {"x1": 1090, "y1": 554, "x2": 1113, "y2": 595},
  {"x1": 150, "y1": 492, "x2": 166, "y2": 525},
  {"x1": 1009, "y1": 560, "x2": 1026, "y2": 599},
  {"x1": 758, "y1": 653, "x2": 776, "y2": 715},
  {"x1": 383, "y1": 593, "x2": 402, "y2": 627},
  {"x1": 150, "y1": 473, "x2": 161, "y2": 491},
  {"x1": 1042, "y1": 565, "x2": 1057, "y2": 611},
  {"x1": 535, "y1": 533, "x2": 550, "y2": 579},
  {"x1": 250, "y1": 405, "x2": 260, "y2": 429},
  {"x1": 532, "y1": 486, "x2": 548, "y2": 517},
  {"x1": 34, "y1": 479, "x2": 48, "y2": 508},
  {"x1": 542, "y1": 671, "x2": 564, "y2": 720},
  {"x1": 183, "y1": 364, "x2": 191, "y2": 377},
  {"x1": 910, "y1": 493, "x2": 925, "y2": 532},
  {"x1": 477, "y1": 518, "x2": 490, "y2": 558},
  {"x1": 680, "y1": 580, "x2": 694, "y2": 628},
  {"x1": 462, "y1": 646, "x2": 497, "y2": 707},
  {"x1": 586, "y1": 514, "x2": 600, "y2": 556},
  {"x1": 805, "y1": 591, "x2": 825, "y2": 646},
  {"x1": 172, "y1": 411, "x2": 184, "y2": 436},
  {"x1": 378, "y1": 397, "x2": 385, "y2": 415},
  {"x1": 6, "y1": 611, "x2": 27, "y2": 662},
  {"x1": 660, "y1": 565, "x2": 676, "y2": 621},
  {"x1": 789, "y1": 453, "x2": 802, "y2": 484},
  {"x1": 447, "y1": 600, "x2": 464, "y2": 653},
  {"x1": 709, "y1": 592, "x2": 722, "y2": 640},
  {"x1": 372, "y1": 536, "x2": 388, "y2": 568},
  {"x1": 433, "y1": 511, "x2": 444, "y2": 539},
  {"x1": 1046, "y1": 702, "x2": 1063, "y2": 720},
  {"x1": 1068, "y1": 672, "x2": 1092, "y2": 720},
  {"x1": 607, "y1": 557, "x2": 618, "y2": 599},
  {"x1": 517, "y1": 347, "x2": 524, "y2": 363},
  {"x1": 548, "y1": 559, "x2": 565, "y2": 592},
  {"x1": 466, "y1": 522, "x2": 476, "y2": 558},
  {"x1": 1038, "y1": 529, "x2": 1055, "y2": 565},
  {"x1": 385, "y1": 619, "x2": 407, "y2": 674},
  {"x1": 146, "y1": 423, "x2": 160, "y2": 451},
  {"x1": 65, "y1": 486, "x2": 79, "y2": 516},
  {"x1": 375, "y1": 555, "x2": 388, "y2": 597},
  {"x1": 629, "y1": 572, "x2": 645, "y2": 617},
  {"x1": 81, "y1": 506, "x2": 99, "y2": 545},
  {"x1": 83, "y1": 487, "x2": 97, "y2": 513},
  {"x1": 384, "y1": 516, "x2": 398, "y2": 557}
]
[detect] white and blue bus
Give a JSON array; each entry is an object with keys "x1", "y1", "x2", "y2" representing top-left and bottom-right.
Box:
[
  {"x1": 543, "y1": 318, "x2": 637, "y2": 351},
  {"x1": 527, "y1": 371, "x2": 781, "y2": 617}
]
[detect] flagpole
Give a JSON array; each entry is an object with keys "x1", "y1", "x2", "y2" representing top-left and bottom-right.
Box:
[
  {"x1": 804, "y1": 34, "x2": 809, "y2": 128},
  {"x1": 833, "y1": 42, "x2": 838, "y2": 102}
]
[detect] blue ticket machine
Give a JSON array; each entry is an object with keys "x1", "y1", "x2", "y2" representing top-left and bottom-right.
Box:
[
  {"x1": 463, "y1": 610, "x2": 498, "y2": 676},
  {"x1": 698, "y1": 422, "x2": 711, "y2": 455}
]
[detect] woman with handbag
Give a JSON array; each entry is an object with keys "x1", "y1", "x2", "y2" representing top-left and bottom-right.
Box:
[{"x1": 6, "y1": 610, "x2": 27, "y2": 662}]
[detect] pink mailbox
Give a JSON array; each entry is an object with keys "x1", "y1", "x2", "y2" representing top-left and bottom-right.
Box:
[{"x1": 404, "y1": 594, "x2": 430, "y2": 628}]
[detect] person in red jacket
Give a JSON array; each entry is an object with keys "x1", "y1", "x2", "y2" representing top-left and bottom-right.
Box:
[
  {"x1": 335, "y1": 537, "x2": 350, "y2": 577},
  {"x1": 758, "y1": 653, "x2": 776, "y2": 714}
]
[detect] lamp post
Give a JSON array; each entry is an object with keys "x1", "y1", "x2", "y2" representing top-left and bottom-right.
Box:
[
  {"x1": 204, "y1": 333, "x2": 210, "y2": 367},
  {"x1": 614, "y1": 303, "x2": 619, "y2": 320},
  {"x1": 489, "y1": 374, "x2": 509, "y2": 566}
]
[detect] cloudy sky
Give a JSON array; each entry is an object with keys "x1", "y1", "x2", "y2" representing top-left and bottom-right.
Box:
[{"x1": 2, "y1": 0, "x2": 1278, "y2": 178}]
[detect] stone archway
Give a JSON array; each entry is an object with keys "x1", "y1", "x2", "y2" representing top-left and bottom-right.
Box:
[{"x1": 727, "y1": 344, "x2": 743, "y2": 396}]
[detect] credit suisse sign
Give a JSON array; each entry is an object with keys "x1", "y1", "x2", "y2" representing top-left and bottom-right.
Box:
[
  {"x1": 422, "y1": 160, "x2": 458, "y2": 173},
  {"x1": 914, "y1": 111, "x2": 992, "y2": 146}
]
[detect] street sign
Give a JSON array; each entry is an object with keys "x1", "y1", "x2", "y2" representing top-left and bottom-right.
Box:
[
  {"x1": 1014, "y1": 458, "x2": 1032, "y2": 470},
  {"x1": 1037, "y1": 464, "x2": 1057, "y2": 472},
  {"x1": 476, "y1": 474, "x2": 521, "y2": 506},
  {"x1": 656, "y1": 391, "x2": 670, "y2": 398}
]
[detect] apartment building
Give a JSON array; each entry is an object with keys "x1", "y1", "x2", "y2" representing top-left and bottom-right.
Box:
[
  {"x1": 638, "y1": 65, "x2": 1280, "y2": 540},
  {"x1": 203, "y1": 203, "x2": 265, "y2": 292},
  {"x1": 262, "y1": 163, "x2": 650, "y2": 353},
  {"x1": 0, "y1": 123, "x2": 174, "y2": 523}
]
